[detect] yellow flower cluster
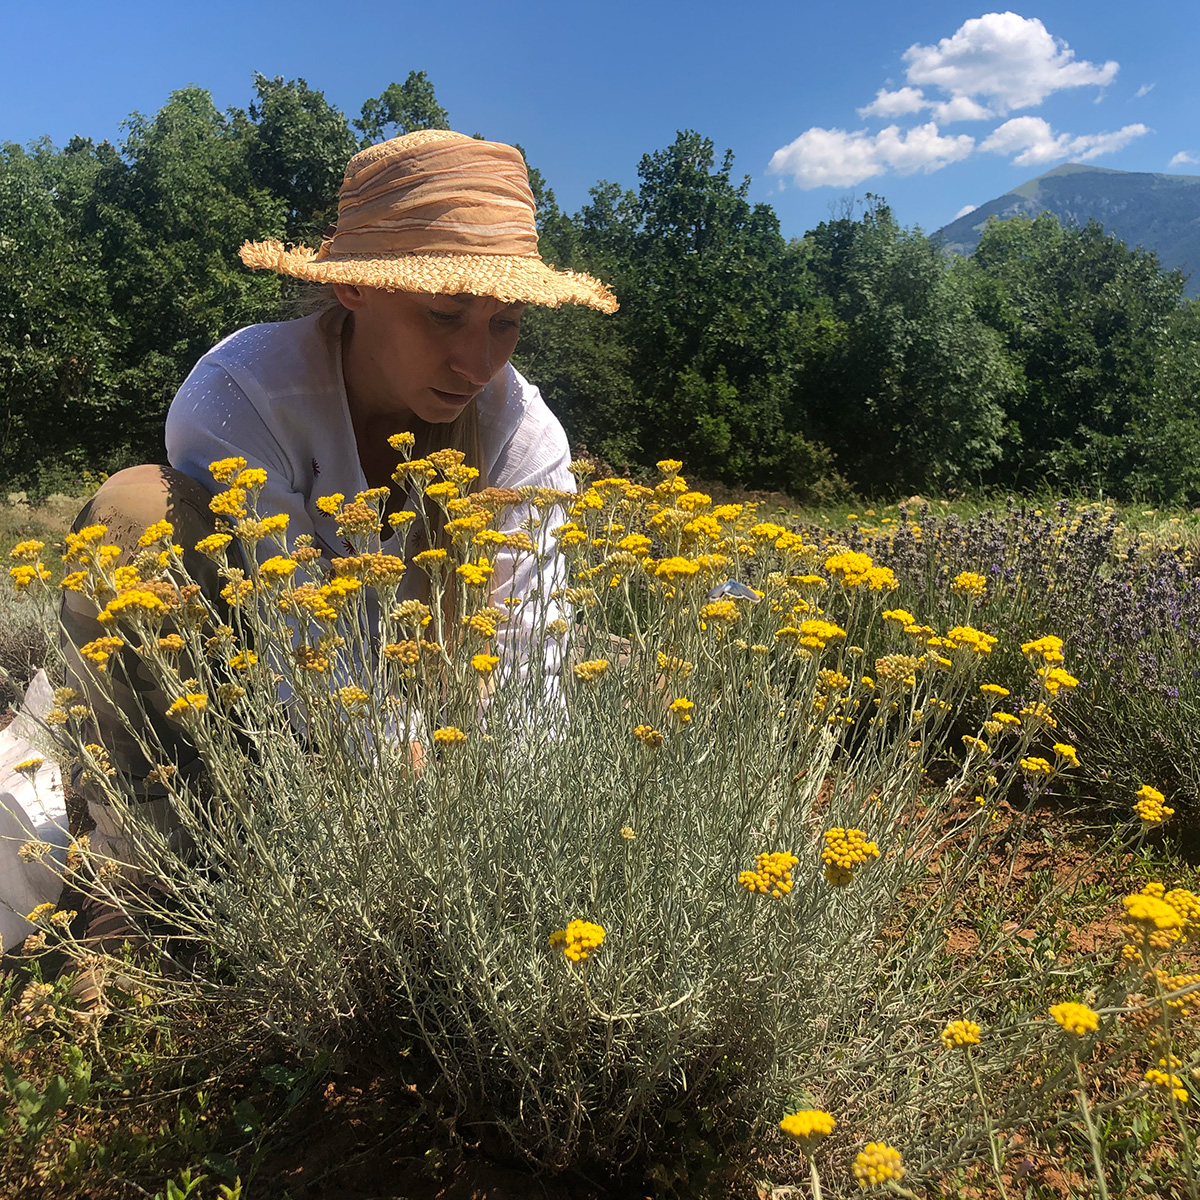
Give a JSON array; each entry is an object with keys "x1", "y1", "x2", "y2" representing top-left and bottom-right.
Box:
[
  {"x1": 573, "y1": 659, "x2": 610, "y2": 682},
  {"x1": 548, "y1": 919, "x2": 606, "y2": 962},
  {"x1": 433, "y1": 726, "x2": 467, "y2": 746},
  {"x1": 779, "y1": 1109, "x2": 835, "y2": 1144},
  {"x1": 1145, "y1": 1063, "x2": 1189, "y2": 1103},
  {"x1": 821, "y1": 828, "x2": 880, "y2": 887},
  {"x1": 852, "y1": 1142, "x2": 905, "y2": 1187},
  {"x1": 633, "y1": 724, "x2": 663, "y2": 748},
  {"x1": 668, "y1": 697, "x2": 694, "y2": 723},
  {"x1": 1022, "y1": 634, "x2": 1065, "y2": 663},
  {"x1": 944, "y1": 625, "x2": 997, "y2": 655},
  {"x1": 166, "y1": 693, "x2": 209, "y2": 719},
  {"x1": 824, "y1": 551, "x2": 896, "y2": 591},
  {"x1": 1134, "y1": 784, "x2": 1174, "y2": 825},
  {"x1": 1020, "y1": 756, "x2": 1053, "y2": 776},
  {"x1": 1049, "y1": 1001, "x2": 1100, "y2": 1037},
  {"x1": 940, "y1": 1019, "x2": 982, "y2": 1049},
  {"x1": 950, "y1": 570, "x2": 987, "y2": 598},
  {"x1": 738, "y1": 850, "x2": 799, "y2": 899}
]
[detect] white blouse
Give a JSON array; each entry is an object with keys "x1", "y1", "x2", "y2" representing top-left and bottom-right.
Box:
[{"x1": 165, "y1": 306, "x2": 573, "y2": 701}]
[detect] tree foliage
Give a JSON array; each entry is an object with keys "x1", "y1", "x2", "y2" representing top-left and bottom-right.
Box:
[{"x1": 2, "y1": 73, "x2": 1197, "y2": 501}]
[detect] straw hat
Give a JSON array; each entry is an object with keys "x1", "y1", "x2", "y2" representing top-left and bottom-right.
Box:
[{"x1": 239, "y1": 129, "x2": 617, "y2": 313}]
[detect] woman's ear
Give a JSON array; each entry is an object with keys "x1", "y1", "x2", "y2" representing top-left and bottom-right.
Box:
[{"x1": 332, "y1": 282, "x2": 368, "y2": 309}]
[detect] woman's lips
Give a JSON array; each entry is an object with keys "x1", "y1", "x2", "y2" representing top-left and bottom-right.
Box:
[{"x1": 430, "y1": 388, "x2": 475, "y2": 405}]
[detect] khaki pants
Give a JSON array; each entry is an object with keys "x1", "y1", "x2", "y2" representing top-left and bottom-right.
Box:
[{"x1": 60, "y1": 465, "x2": 223, "y2": 863}]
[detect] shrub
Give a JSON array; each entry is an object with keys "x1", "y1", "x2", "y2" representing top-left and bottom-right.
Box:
[{"x1": 7, "y1": 459, "x2": 1191, "y2": 1186}]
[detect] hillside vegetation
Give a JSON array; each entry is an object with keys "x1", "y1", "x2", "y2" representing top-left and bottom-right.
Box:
[{"x1": 2, "y1": 74, "x2": 1200, "y2": 501}]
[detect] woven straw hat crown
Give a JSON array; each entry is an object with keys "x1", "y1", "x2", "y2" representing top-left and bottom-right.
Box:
[{"x1": 239, "y1": 129, "x2": 617, "y2": 313}]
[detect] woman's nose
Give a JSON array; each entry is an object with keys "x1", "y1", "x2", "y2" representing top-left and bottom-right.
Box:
[{"x1": 449, "y1": 326, "x2": 494, "y2": 388}]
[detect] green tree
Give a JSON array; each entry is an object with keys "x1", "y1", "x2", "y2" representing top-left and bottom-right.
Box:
[
  {"x1": 355, "y1": 71, "x2": 450, "y2": 145},
  {"x1": 799, "y1": 198, "x2": 1014, "y2": 494},
  {"x1": 86, "y1": 86, "x2": 287, "y2": 461},
  {"x1": 961, "y1": 213, "x2": 1186, "y2": 494},
  {"x1": 0, "y1": 137, "x2": 123, "y2": 483},
  {"x1": 246, "y1": 74, "x2": 358, "y2": 244}
]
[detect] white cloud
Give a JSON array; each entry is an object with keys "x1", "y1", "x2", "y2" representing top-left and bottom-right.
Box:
[
  {"x1": 1168, "y1": 151, "x2": 1198, "y2": 168},
  {"x1": 980, "y1": 116, "x2": 1149, "y2": 166},
  {"x1": 954, "y1": 203, "x2": 979, "y2": 219},
  {"x1": 903, "y1": 12, "x2": 1118, "y2": 115},
  {"x1": 768, "y1": 122, "x2": 974, "y2": 189},
  {"x1": 931, "y1": 95, "x2": 994, "y2": 122},
  {"x1": 1134, "y1": 83, "x2": 1155, "y2": 99},
  {"x1": 857, "y1": 86, "x2": 928, "y2": 118}
]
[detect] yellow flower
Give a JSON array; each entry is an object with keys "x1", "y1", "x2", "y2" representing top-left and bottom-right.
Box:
[
  {"x1": 1038, "y1": 665, "x2": 1080, "y2": 694},
  {"x1": 195, "y1": 533, "x2": 233, "y2": 557},
  {"x1": 653, "y1": 556, "x2": 700, "y2": 582},
  {"x1": 656, "y1": 459, "x2": 683, "y2": 474},
  {"x1": 166, "y1": 693, "x2": 209, "y2": 719},
  {"x1": 388, "y1": 510, "x2": 416, "y2": 531},
  {"x1": 338, "y1": 685, "x2": 370, "y2": 712},
  {"x1": 1053, "y1": 743, "x2": 1080, "y2": 768},
  {"x1": 1020, "y1": 756, "x2": 1053, "y2": 776},
  {"x1": 80, "y1": 636, "x2": 125, "y2": 672},
  {"x1": 388, "y1": 431, "x2": 416, "y2": 452},
  {"x1": 853, "y1": 1142, "x2": 905, "y2": 1187},
  {"x1": 821, "y1": 828, "x2": 880, "y2": 886},
  {"x1": 456, "y1": 559, "x2": 493, "y2": 587},
  {"x1": 573, "y1": 659, "x2": 610, "y2": 682},
  {"x1": 10, "y1": 539, "x2": 46, "y2": 561},
  {"x1": 951, "y1": 570, "x2": 988, "y2": 598},
  {"x1": 961, "y1": 736, "x2": 990, "y2": 756},
  {"x1": 235, "y1": 467, "x2": 268, "y2": 491},
  {"x1": 229, "y1": 650, "x2": 257, "y2": 670},
  {"x1": 97, "y1": 589, "x2": 171, "y2": 625},
  {"x1": 882, "y1": 608, "x2": 915, "y2": 626},
  {"x1": 433, "y1": 726, "x2": 467, "y2": 746},
  {"x1": 797, "y1": 619, "x2": 847, "y2": 648},
  {"x1": 945, "y1": 625, "x2": 997, "y2": 655},
  {"x1": 668, "y1": 697, "x2": 694, "y2": 723},
  {"x1": 258, "y1": 555, "x2": 298, "y2": 584},
  {"x1": 699, "y1": 599, "x2": 739, "y2": 624},
  {"x1": 209, "y1": 456, "x2": 247, "y2": 484},
  {"x1": 548, "y1": 918, "x2": 606, "y2": 962},
  {"x1": 13, "y1": 757, "x2": 44, "y2": 779},
  {"x1": 941, "y1": 1019, "x2": 982, "y2": 1049},
  {"x1": 10, "y1": 564, "x2": 51, "y2": 590},
  {"x1": 620, "y1": 826, "x2": 636, "y2": 842},
  {"x1": 1049, "y1": 1001, "x2": 1100, "y2": 1037},
  {"x1": 315, "y1": 493, "x2": 345, "y2": 516},
  {"x1": 633, "y1": 724, "x2": 663, "y2": 748},
  {"x1": 1145, "y1": 1066, "x2": 1189, "y2": 1103},
  {"x1": 137, "y1": 519, "x2": 174, "y2": 546},
  {"x1": 26, "y1": 901, "x2": 57, "y2": 924},
  {"x1": 980, "y1": 683, "x2": 1010, "y2": 698},
  {"x1": 1021, "y1": 634, "x2": 1065, "y2": 664},
  {"x1": 413, "y1": 548, "x2": 448, "y2": 571},
  {"x1": 738, "y1": 850, "x2": 798, "y2": 899},
  {"x1": 209, "y1": 486, "x2": 248, "y2": 520},
  {"x1": 779, "y1": 1109, "x2": 835, "y2": 1144},
  {"x1": 1134, "y1": 785, "x2": 1174, "y2": 825},
  {"x1": 471, "y1": 653, "x2": 500, "y2": 674}
]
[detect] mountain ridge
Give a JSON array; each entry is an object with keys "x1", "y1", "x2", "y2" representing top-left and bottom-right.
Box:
[{"x1": 935, "y1": 163, "x2": 1200, "y2": 295}]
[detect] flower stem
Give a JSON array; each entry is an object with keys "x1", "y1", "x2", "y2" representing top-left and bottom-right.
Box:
[
  {"x1": 966, "y1": 1047, "x2": 1009, "y2": 1200},
  {"x1": 809, "y1": 1157, "x2": 824, "y2": 1200},
  {"x1": 1073, "y1": 1055, "x2": 1110, "y2": 1200}
]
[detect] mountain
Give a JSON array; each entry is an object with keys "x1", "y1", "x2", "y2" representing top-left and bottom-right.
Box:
[{"x1": 935, "y1": 163, "x2": 1200, "y2": 295}]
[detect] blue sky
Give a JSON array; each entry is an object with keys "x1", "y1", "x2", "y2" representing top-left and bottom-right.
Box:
[{"x1": 3, "y1": 1, "x2": 1197, "y2": 239}]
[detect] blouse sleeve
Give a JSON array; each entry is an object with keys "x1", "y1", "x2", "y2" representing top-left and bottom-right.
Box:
[
  {"x1": 484, "y1": 383, "x2": 576, "y2": 709},
  {"x1": 165, "y1": 361, "x2": 320, "y2": 557}
]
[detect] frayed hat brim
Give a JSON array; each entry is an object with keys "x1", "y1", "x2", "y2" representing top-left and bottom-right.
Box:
[{"x1": 239, "y1": 240, "x2": 618, "y2": 314}]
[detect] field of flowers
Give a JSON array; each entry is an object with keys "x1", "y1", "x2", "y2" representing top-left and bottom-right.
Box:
[{"x1": 1, "y1": 457, "x2": 1199, "y2": 1199}]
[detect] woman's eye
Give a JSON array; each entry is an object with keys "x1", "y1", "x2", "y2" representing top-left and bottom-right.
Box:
[{"x1": 428, "y1": 309, "x2": 460, "y2": 323}]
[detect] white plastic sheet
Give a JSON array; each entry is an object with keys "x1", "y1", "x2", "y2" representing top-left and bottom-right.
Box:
[{"x1": 0, "y1": 670, "x2": 69, "y2": 953}]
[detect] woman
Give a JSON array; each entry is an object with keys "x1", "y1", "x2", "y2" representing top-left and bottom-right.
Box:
[{"x1": 61, "y1": 128, "x2": 617, "y2": 868}]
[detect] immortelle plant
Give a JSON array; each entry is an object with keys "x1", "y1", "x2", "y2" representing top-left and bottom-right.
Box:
[{"x1": 5, "y1": 449, "x2": 1154, "y2": 1179}]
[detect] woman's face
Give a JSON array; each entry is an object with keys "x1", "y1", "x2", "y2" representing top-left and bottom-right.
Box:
[{"x1": 334, "y1": 285, "x2": 525, "y2": 425}]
